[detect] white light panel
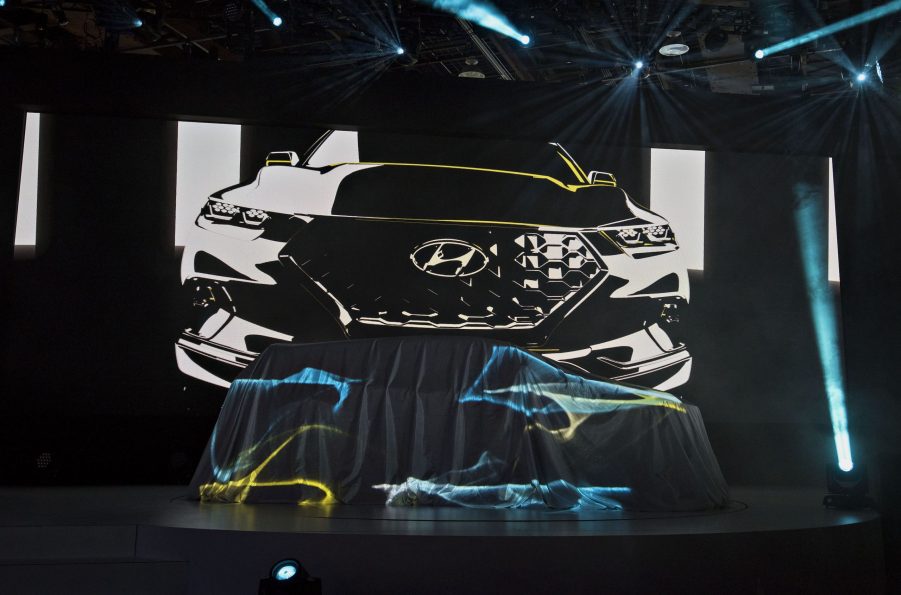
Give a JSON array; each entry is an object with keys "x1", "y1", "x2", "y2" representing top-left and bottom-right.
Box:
[
  {"x1": 175, "y1": 121, "x2": 241, "y2": 246},
  {"x1": 828, "y1": 158, "x2": 840, "y2": 283},
  {"x1": 15, "y1": 112, "x2": 40, "y2": 247},
  {"x1": 650, "y1": 148, "x2": 705, "y2": 271}
]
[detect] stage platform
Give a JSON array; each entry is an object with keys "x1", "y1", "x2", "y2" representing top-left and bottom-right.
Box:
[{"x1": 0, "y1": 485, "x2": 885, "y2": 594}]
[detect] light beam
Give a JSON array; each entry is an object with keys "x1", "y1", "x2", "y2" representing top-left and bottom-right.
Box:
[
  {"x1": 423, "y1": 0, "x2": 529, "y2": 43},
  {"x1": 757, "y1": 0, "x2": 901, "y2": 58},
  {"x1": 793, "y1": 183, "x2": 853, "y2": 472}
]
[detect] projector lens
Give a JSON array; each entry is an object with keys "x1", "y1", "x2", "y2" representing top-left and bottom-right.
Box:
[{"x1": 272, "y1": 560, "x2": 299, "y2": 581}]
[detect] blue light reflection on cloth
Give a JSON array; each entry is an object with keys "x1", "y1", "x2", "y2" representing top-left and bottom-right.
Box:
[{"x1": 233, "y1": 367, "x2": 362, "y2": 412}]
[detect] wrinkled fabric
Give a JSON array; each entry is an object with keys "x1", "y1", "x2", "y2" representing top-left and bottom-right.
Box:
[{"x1": 189, "y1": 336, "x2": 729, "y2": 511}]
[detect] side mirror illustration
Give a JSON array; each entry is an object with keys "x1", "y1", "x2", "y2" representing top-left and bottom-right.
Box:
[
  {"x1": 587, "y1": 170, "x2": 617, "y2": 185},
  {"x1": 266, "y1": 151, "x2": 300, "y2": 166}
]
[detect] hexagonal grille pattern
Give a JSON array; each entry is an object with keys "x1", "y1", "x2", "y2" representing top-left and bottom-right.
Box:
[{"x1": 512, "y1": 233, "x2": 604, "y2": 316}]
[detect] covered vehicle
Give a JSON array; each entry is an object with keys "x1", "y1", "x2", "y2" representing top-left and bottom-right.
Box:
[
  {"x1": 190, "y1": 337, "x2": 727, "y2": 511},
  {"x1": 177, "y1": 130, "x2": 691, "y2": 390}
]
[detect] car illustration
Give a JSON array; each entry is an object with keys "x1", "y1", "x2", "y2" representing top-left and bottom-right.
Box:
[{"x1": 176, "y1": 130, "x2": 691, "y2": 390}]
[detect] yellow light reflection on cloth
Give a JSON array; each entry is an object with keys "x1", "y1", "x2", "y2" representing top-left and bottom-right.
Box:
[{"x1": 198, "y1": 424, "x2": 343, "y2": 505}]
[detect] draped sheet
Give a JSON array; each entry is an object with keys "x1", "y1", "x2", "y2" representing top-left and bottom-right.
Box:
[{"x1": 189, "y1": 336, "x2": 729, "y2": 511}]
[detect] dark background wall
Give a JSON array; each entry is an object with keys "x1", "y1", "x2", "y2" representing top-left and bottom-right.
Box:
[{"x1": 1, "y1": 50, "x2": 899, "y2": 499}]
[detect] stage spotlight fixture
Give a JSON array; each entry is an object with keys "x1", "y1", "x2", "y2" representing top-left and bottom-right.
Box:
[
  {"x1": 0, "y1": 0, "x2": 6, "y2": 7},
  {"x1": 757, "y1": 0, "x2": 901, "y2": 58},
  {"x1": 396, "y1": 47, "x2": 405, "y2": 55},
  {"x1": 634, "y1": 60, "x2": 644, "y2": 69},
  {"x1": 856, "y1": 72, "x2": 867, "y2": 82},
  {"x1": 824, "y1": 463, "x2": 873, "y2": 509},
  {"x1": 258, "y1": 559, "x2": 321, "y2": 595},
  {"x1": 754, "y1": 49, "x2": 764, "y2": 60},
  {"x1": 274, "y1": 560, "x2": 298, "y2": 581},
  {"x1": 519, "y1": 34, "x2": 530, "y2": 45},
  {"x1": 134, "y1": 18, "x2": 143, "y2": 28},
  {"x1": 272, "y1": 16, "x2": 282, "y2": 27}
]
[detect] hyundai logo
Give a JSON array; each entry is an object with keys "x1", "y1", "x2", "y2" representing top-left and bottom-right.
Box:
[{"x1": 411, "y1": 239, "x2": 489, "y2": 278}]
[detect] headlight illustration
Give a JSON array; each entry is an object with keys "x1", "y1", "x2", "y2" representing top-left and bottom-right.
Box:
[
  {"x1": 605, "y1": 224, "x2": 676, "y2": 251},
  {"x1": 204, "y1": 199, "x2": 270, "y2": 227}
]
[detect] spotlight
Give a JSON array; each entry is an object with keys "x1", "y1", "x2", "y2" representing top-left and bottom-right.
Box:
[
  {"x1": 396, "y1": 47, "x2": 405, "y2": 55},
  {"x1": 258, "y1": 559, "x2": 321, "y2": 595},
  {"x1": 824, "y1": 463, "x2": 872, "y2": 509},
  {"x1": 272, "y1": 16, "x2": 282, "y2": 27},
  {"x1": 273, "y1": 560, "x2": 298, "y2": 581},
  {"x1": 634, "y1": 60, "x2": 644, "y2": 69},
  {"x1": 856, "y1": 72, "x2": 867, "y2": 82},
  {"x1": 519, "y1": 34, "x2": 530, "y2": 45},
  {"x1": 134, "y1": 18, "x2": 143, "y2": 28},
  {"x1": 0, "y1": 0, "x2": 6, "y2": 7},
  {"x1": 754, "y1": 49, "x2": 765, "y2": 60}
]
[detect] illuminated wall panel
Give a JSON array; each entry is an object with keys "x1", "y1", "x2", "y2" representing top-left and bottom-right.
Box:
[
  {"x1": 175, "y1": 121, "x2": 241, "y2": 246},
  {"x1": 15, "y1": 112, "x2": 40, "y2": 247},
  {"x1": 828, "y1": 158, "x2": 840, "y2": 283},
  {"x1": 650, "y1": 148, "x2": 705, "y2": 271}
]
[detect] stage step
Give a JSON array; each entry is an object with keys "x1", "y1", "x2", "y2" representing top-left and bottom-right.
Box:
[{"x1": 0, "y1": 558, "x2": 188, "y2": 595}]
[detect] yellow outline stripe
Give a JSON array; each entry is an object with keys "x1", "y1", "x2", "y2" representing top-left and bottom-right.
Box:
[
  {"x1": 329, "y1": 161, "x2": 617, "y2": 191},
  {"x1": 556, "y1": 152, "x2": 588, "y2": 184}
]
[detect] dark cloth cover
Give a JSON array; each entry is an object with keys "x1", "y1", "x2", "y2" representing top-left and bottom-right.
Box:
[{"x1": 189, "y1": 336, "x2": 729, "y2": 511}]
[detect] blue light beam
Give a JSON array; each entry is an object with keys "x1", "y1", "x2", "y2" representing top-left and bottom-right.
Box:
[
  {"x1": 423, "y1": 0, "x2": 528, "y2": 43},
  {"x1": 793, "y1": 183, "x2": 853, "y2": 471},
  {"x1": 758, "y1": 1, "x2": 901, "y2": 58},
  {"x1": 249, "y1": 0, "x2": 282, "y2": 28}
]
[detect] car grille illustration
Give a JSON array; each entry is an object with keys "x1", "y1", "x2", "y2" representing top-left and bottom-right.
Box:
[{"x1": 177, "y1": 130, "x2": 692, "y2": 391}]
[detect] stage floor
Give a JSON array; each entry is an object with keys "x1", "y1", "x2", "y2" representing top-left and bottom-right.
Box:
[{"x1": 0, "y1": 485, "x2": 886, "y2": 594}]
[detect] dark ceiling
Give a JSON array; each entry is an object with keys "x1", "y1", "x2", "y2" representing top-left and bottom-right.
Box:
[{"x1": 2, "y1": 0, "x2": 900, "y2": 96}]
